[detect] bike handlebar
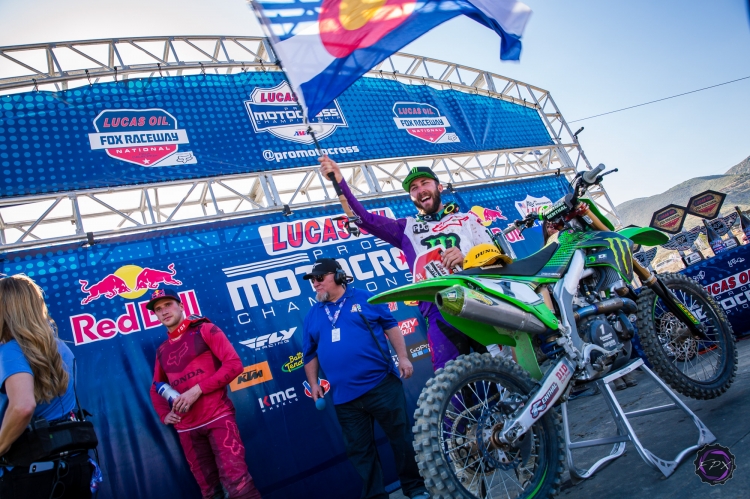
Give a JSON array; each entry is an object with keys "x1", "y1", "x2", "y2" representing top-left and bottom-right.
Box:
[{"x1": 582, "y1": 163, "x2": 606, "y2": 185}]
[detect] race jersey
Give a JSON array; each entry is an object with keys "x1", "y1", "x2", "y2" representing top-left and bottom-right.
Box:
[
  {"x1": 340, "y1": 180, "x2": 494, "y2": 319},
  {"x1": 149, "y1": 317, "x2": 243, "y2": 432}
]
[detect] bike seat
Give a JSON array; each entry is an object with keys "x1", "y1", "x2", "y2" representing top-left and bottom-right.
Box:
[{"x1": 458, "y1": 242, "x2": 560, "y2": 277}]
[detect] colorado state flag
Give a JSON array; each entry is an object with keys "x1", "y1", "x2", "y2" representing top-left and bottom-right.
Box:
[{"x1": 251, "y1": 0, "x2": 532, "y2": 119}]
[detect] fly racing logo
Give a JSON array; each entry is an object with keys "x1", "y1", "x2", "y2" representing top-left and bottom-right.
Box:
[
  {"x1": 239, "y1": 327, "x2": 297, "y2": 350},
  {"x1": 603, "y1": 237, "x2": 632, "y2": 276}
]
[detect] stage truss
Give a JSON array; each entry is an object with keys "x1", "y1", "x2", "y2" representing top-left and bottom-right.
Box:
[{"x1": 0, "y1": 36, "x2": 618, "y2": 251}]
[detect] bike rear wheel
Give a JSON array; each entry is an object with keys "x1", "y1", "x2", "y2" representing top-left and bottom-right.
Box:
[
  {"x1": 636, "y1": 272, "x2": 737, "y2": 399},
  {"x1": 412, "y1": 353, "x2": 564, "y2": 499}
]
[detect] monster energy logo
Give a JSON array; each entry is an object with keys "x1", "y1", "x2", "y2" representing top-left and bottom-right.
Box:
[
  {"x1": 422, "y1": 234, "x2": 461, "y2": 249},
  {"x1": 603, "y1": 237, "x2": 632, "y2": 276}
]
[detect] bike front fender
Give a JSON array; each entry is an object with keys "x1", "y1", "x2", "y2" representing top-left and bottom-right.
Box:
[{"x1": 617, "y1": 226, "x2": 669, "y2": 246}]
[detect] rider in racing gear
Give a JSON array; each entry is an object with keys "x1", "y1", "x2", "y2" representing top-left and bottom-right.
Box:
[{"x1": 320, "y1": 157, "x2": 499, "y2": 370}]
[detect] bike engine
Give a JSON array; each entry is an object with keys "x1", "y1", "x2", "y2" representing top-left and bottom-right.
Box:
[
  {"x1": 578, "y1": 315, "x2": 632, "y2": 369},
  {"x1": 579, "y1": 313, "x2": 633, "y2": 370}
]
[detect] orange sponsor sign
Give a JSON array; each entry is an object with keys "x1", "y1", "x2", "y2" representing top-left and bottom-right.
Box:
[{"x1": 230, "y1": 361, "x2": 273, "y2": 392}]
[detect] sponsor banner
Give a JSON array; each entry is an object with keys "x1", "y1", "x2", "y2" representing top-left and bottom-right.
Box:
[
  {"x1": 257, "y1": 209, "x2": 393, "y2": 255},
  {"x1": 231, "y1": 361, "x2": 273, "y2": 392},
  {"x1": 686, "y1": 190, "x2": 726, "y2": 219},
  {"x1": 0, "y1": 174, "x2": 569, "y2": 499},
  {"x1": 0, "y1": 73, "x2": 552, "y2": 198},
  {"x1": 649, "y1": 204, "x2": 688, "y2": 234},
  {"x1": 680, "y1": 242, "x2": 750, "y2": 337},
  {"x1": 398, "y1": 318, "x2": 418, "y2": 336}
]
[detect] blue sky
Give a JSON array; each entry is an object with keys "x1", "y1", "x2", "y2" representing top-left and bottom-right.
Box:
[{"x1": 0, "y1": 0, "x2": 748, "y2": 207}]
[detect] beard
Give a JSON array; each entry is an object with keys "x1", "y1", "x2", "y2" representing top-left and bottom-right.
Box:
[
  {"x1": 315, "y1": 291, "x2": 330, "y2": 302},
  {"x1": 413, "y1": 189, "x2": 442, "y2": 214}
]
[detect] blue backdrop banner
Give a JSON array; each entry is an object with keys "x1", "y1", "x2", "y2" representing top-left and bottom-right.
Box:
[
  {"x1": 0, "y1": 174, "x2": 569, "y2": 499},
  {"x1": 0, "y1": 73, "x2": 552, "y2": 198},
  {"x1": 679, "y1": 243, "x2": 750, "y2": 337}
]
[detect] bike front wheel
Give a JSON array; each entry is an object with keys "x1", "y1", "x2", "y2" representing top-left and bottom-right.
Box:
[
  {"x1": 636, "y1": 272, "x2": 737, "y2": 399},
  {"x1": 412, "y1": 353, "x2": 564, "y2": 499}
]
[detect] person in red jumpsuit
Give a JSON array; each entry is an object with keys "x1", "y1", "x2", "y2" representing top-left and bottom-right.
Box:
[{"x1": 147, "y1": 288, "x2": 262, "y2": 499}]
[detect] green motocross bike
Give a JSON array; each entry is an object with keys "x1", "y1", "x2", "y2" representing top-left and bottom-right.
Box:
[{"x1": 369, "y1": 165, "x2": 737, "y2": 499}]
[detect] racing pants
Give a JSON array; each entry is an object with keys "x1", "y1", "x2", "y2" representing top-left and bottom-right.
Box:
[
  {"x1": 426, "y1": 307, "x2": 488, "y2": 371},
  {"x1": 178, "y1": 415, "x2": 262, "y2": 499}
]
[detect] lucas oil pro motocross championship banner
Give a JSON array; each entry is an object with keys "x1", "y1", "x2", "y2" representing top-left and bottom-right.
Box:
[
  {"x1": 680, "y1": 242, "x2": 750, "y2": 337},
  {"x1": 0, "y1": 175, "x2": 569, "y2": 499},
  {"x1": 0, "y1": 72, "x2": 552, "y2": 198}
]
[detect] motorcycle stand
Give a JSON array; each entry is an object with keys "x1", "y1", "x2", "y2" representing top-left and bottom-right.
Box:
[{"x1": 560, "y1": 358, "x2": 715, "y2": 481}]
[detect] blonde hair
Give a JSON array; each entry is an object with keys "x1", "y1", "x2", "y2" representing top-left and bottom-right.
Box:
[{"x1": 0, "y1": 274, "x2": 69, "y2": 403}]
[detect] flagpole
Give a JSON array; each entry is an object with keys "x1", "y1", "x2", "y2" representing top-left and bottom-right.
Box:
[{"x1": 307, "y1": 126, "x2": 361, "y2": 237}]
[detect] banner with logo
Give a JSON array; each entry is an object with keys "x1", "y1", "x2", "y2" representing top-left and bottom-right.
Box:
[
  {"x1": 680, "y1": 243, "x2": 750, "y2": 337},
  {"x1": 649, "y1": 204, "x2": 688, "y2": 234},
  {"x1": 0, "y1": 174, "x2": 569, "y2": 499},
  {"x1": 686, "y1": 190, "x2": 726, "y2": 220},
  {"x1": 0, "y1": 73, "x2": 552, "y2": 198}
]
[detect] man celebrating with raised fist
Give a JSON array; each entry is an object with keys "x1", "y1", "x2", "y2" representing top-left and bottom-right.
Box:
[{"x1": 319, "y1": 157, "x2": 496, "y2": 370}]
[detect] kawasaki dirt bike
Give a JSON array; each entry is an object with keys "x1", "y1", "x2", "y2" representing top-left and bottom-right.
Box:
[{"x1": 368, "y1": 165, "x2": 737, "y2": 499}]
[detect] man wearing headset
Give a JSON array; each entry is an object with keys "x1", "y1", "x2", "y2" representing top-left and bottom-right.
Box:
[
  {"x1": 302, "y1": 258, "x2": 428, "y2": 499},
  {"x1": 319, "y1": 157, "x2": 497, "y2": 371}
]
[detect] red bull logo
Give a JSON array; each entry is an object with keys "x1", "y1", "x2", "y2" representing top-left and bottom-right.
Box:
[
  {"x1": 78, "y1": 263, "x2": 182, "y2": 305},
  {"x1": 470, "y1": 206, "x2": 508, "y2": 227},
  {"x1": 69, "y1": 289, "x2": 201, "y2": 346}
]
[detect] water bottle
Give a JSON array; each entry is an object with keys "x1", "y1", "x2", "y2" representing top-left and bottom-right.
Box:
[{"x1": 154, "y1": 382, "x2": 180, "y2": 409}]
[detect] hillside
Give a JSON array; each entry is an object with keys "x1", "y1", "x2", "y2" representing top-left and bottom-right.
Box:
[{"x1": 615, "y1": 155, "x2": 750, "y2": 228}]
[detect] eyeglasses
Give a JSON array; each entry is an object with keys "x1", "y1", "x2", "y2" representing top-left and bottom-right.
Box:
[{"x1": 311, "y1": 273, "x2": 331, "y2": 283}]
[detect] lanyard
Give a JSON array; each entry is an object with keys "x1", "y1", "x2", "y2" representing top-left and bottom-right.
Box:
[{"x1": 324, "y1": 298, "x2": 347, "y2": 328}]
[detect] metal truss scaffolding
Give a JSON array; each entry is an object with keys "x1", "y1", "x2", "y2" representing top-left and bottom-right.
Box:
[{"x1": 0, "y1": 36, "x2": 619, "y2": 251}]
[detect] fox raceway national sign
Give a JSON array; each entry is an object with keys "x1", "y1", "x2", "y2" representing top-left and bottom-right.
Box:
[{"x1": 88, "y1": 109, "x2": 197, "y2": 167}]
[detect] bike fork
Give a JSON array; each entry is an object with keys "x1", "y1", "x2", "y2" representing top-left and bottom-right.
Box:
[{"x1": 496, "y1": 356, "x2": 576, "y2": 445}]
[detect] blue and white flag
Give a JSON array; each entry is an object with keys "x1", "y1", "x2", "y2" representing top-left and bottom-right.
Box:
[{"x1": 250, "y1": 0, "x2": 532, "y2": 119}]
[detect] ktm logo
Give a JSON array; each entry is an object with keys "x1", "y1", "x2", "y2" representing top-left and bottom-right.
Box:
[{"x1": 231, "y1": 361, "x2": 273, "y2": 392}]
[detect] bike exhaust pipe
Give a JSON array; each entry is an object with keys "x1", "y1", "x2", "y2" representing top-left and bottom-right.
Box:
[
  {"x1": 436, "y1": 286, "x2": 548, "y2": 335},
  {"x1": 573, "y1": 297, "x2": 637, "y2": 321}
]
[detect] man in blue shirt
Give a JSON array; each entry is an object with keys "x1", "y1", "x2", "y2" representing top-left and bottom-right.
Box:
[{"x1": 302, "y1": 258, "x2": 428, "y2": 499}]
